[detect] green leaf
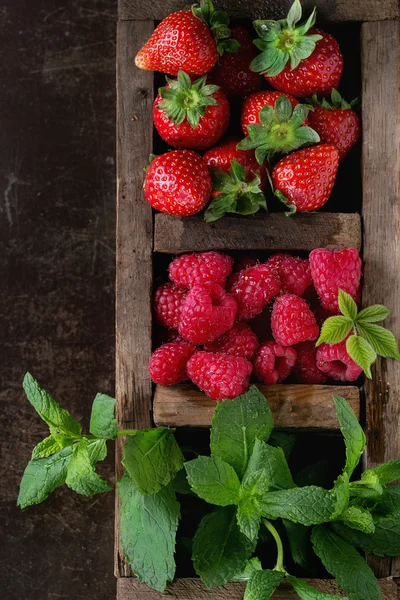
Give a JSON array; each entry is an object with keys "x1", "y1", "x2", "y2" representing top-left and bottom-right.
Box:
[
  {"x1": 65, "y1": 438, "x2": 111, "y2": 496},
  {"x1": 260, "y1": 486, "x2": 337, "y2": 526},
  {"x1": 356, "y1": 322, "x2": 400, "y2": 360},
  {"x1": 210, "y1": 386, "x2": 274, "y2": 478},
  {"x1": 331, "y1": 474, "x2": 350, "y2": 520},
  {"x1": 332, "y1": 512, "x2": 400, "y2": 557},
  {"x1": 87, "y1": 438, "x2": 107, "y2": 465},
  {"x1": 232, "y1": 557, "x2": 263, "y2": 581},
  {"x1": 338, "y1": 505, "x2": 375, "y2": 534},
  {"x1": 31, "y1": 435, "x2": 61, "y2": 460},
  {"x1": 184, "y1": 455, "x2": 241, "y2": 506},
  {"x1": 89, "y1": 393, "x2": 117, "y2": 439},
  {"x1": 365, "y1": 459, "x2": 400, "y2": 485},
  {"x1": 241, "y1": 467, "x2": 270, "y2": 498},
  {"x1": 118, "y1": 473, "x2": 180, "y2": 593},
  {"x1": 283, "y1": 520, "x2": 314, "y2": 571},
  {"x1": 193, "y1": 506, "x2": 256, "y2": 588},
  {"x1": 204, "y1": 193, "x2": 237, "y2": 222},
  {"x1": 311, "y1": 525, "x2": 381, "y2": 600},
  {"x1": 338, "y1": 289, "x2": 358, "y2": 321},
  {"x1": 122, "y1": 427, "x2": 184, "y2": 496},
  {"x1": 346, "y1": 335, "x2": 376, "y2": 378},
  {"x1": 287, "y1": 575, "x2": 349, "y2": 599},
  {"x1": 316, "y1": 316, "x2": 353, "y2": 346},
  {"x1": 237, "y1": 497, "x2": 262, "y2": 542},
  {"x1": 356, "y1": 305, "x2": 390, "y2": 323},
  {"x1": 268, "y1": 431, "x2": 296, "y2": 460},
  {"x1": 17, "y1": 446, "x2": 73, "y2": 508},
  {"x1": 275, "y1": 94, "x2": 293, "y2": 122},
  {"x1": 244, "y1": 569, "x2": 285, "y2": 600},
  {"x1": 333, "y1": 395, "x2": 366, "y2": 478},
  {"x1": 244, "y1": 439, "x2": 295, "y2": 491},
  {"x1": 350, "y1": 471, "x2": 383, "y2": 499}
]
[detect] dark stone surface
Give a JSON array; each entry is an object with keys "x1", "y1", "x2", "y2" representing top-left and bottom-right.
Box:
[{"x1": 0, "y1": 1, "x2": 116, "y2": 598}]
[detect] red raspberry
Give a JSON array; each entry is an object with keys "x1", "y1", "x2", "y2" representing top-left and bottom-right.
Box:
[
  {"x1": 309, "y1": 248, "x2": 362, "y2": 313},
  {"x1": 153, "y1": 283, "x2": 187, "y2": 329},
  {"x1": 227, "y1": 264, "x2": 281, "y2": 321},
  {"x1": 293, "y1": 342, "x2": 329, "y2": 384},
  {"x1": 187, "y1": 351, "x2": 253, "y2": 400},
  {"x1": 316, "y1": 338, "x2": 363, "y2": 382},
  {"x1": 266, "y1": 254, "x2": 312, "y2": 297},
  {"x1": 169, "y1": 251, "x2": 234, "y2": 289},
  {"x1": 204, "y1": 323, "x2": 259, "y2": 361},
  {"x1": 254, "y1": 341, "x2": 297, "y2": 385},
  {"x1": 179, "y1": 283, "x2": 237, "y2": 345},
  {"x1": 149, "y1": 342, "x2": 197, "y2": 386},
  {"x1": 248, "y1": 307, "x2": 272, "y2": 342},
  {"x1": 271, "y1": 294, "x2": 319, "y2": 346}
]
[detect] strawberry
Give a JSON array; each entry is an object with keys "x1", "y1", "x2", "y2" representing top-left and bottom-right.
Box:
[
  {"x1": 308, "y1": 90, "x2": 361, "y2": 162},
  {"x1": 135, "y1": 0, "x2": 239, "y2": 76},
  {"x1": 240, "y1": 91, "x2": 301, "y2": 136},
  {"x1": 272, "y1": 143, "x2": 339, "y2": 214},
  {"x1": 144, "y1": 150, "x2": 212, "y2": 216},
  {"x1": 208, "y1": 27, "x2": 263, "y2": 98},
  {"x1": 250, "y1": 0, "x2": 343, "y2": 98}
]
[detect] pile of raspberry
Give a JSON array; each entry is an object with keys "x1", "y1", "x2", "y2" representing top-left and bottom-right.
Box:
[{"x1": 149, "y1": 248, "x2": 362, "y2": 400}]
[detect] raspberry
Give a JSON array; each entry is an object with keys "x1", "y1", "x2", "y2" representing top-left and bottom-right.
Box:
[
  {"x1": 271, "y1": 294, "x2": 319, "y2": 346},
  {"x1": 149, "y1": 342, "x2": 197, "y2": 386},
  {"x1": 266, "y1": 253, "x2": 312, "y2": 297},
  {"x1": 248, "y1": 307, "x2": 272, "y2": 343},
  {"x1": 227, "y1": 264, "x2": 281, "y2": 321},
  {"x1": 153, "y1": 283, "x2": 187, "y2": 329},
  {"x1": 293, "y1": 342, "x2": 329, "y2": 384},
  {"x1": 316, "y1": 338, "x2": 363, "y2": 382},
  {"x1": 309, "y1": 248, "x2": 362, "y2": 313},
  {"x1": 204, "y1": 323, "x2": 259, "y2": 361},
  {"x1": 254, "y1": 341, "x2": 297, "y2": 385},
  {"x1": 187, "y1": 351, "x2": 253, "y2": 400},
  {"x1": 178, "y1": 283, "x2": 237, "y2": 344},
  {"x1": 169, "y1": 251, "x2": 234, "y2": 289}
]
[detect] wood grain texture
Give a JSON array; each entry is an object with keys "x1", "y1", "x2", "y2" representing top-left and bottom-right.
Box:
[
  {"x1": 153, "y1": 383, "x2": 360, "y2": 429},
  {"x1": 361, "y1": 20, "x2": 400, "y2": 579},
  {"x1": 115, "y1": 19, "x2": 155, "y2": 578},
  {"x1": 154, "y1": 213, "x2": 362, "y2": 254},
  {"x1": 118, "y1": 0, "x2": 399, "y2": 22}
]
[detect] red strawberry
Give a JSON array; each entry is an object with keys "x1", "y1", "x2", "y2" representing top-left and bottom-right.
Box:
[
  {"x1": 251, "y1": 1, "x2": 343, "y2": 98},
  {"x1": 272, "y1": 143, "x2": 339, "y2": 214},
  {"x1": 240, "y1": 91, "x2": 302, "y2": 135},
  {"x1": 308, "y1": 90, "x2": 361, "y2": 162},
  {"x1": 153, "y1": 72, "x2": 230, "y2": 151},
  {"x1": 144, "y1": 150, "x2": 212, "y2": 217}
]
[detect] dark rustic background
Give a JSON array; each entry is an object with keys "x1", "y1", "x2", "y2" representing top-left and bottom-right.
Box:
[{"x1": 1, "y1": 1, "x2": 117, "y2": 598}]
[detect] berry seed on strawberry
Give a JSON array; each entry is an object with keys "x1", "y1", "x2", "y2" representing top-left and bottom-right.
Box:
[
  {"x1": 316, "y1": 338, "x2": 363, "y2": 382},
  {"x1": 153, "y1": 283, "x2": 188, "y2": 330},
  {"x1": 149, "y1": 342, "x2": 197, "y2": 386},
  {"x1": 204, "y1": 323, "x2": 259, "y2": 361},
  {"x1": 227, "y1": 264, "x2": 281, "y2": 321},
  {"x1": 169, "y1": 251, "x2": 234, "y2": 289},
  {"x1": 271, "y1": 294, "x2": 319, "y2": 346},
  {"x1": 266, "y1": 253, "x2": 312, "y2": 297},
  {"x1": 187, "y1": 351, "x2": 253, "y2": 400},
  {"x1": 293, "y1": 341, "x2": 329, "y2": 384},
  {"x1": 254, "y1": 341, "x2": 297, "y2": 385}
]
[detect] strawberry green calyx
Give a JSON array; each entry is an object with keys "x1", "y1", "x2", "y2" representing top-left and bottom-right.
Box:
[
  {"x1": 192, "y1": 0, "x2": 240, "y2": 55},
  {"x1": 237, "y1": 95, "x2": 320, "y2": 164},
  {"x1": 250, "y1": 0, "x2": 322, "y2": 76},
  {"x1": 310, "y1": 89, "x2": 359, "y2": 110},
  {"x1": 204, "y1": 160, "x2": 267, "y2": 222},
  {"x1": 157, "y1": 71, "x2": 220, "y2": 128}
]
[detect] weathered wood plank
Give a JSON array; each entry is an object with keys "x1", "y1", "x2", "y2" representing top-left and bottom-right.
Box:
[
  {"x1": 154, "y1": 213, "x2": 361, "y2": 254},
  {"x1": 115, "y1": 19, "x2": 155, "y2": 578},
  {"x1": 153, "y1": 383, "x2": 360, "y2": 429},
  {"x1": 118, "y1": 0, "x2": 399, "y2": 22},
  {"x1": 361, "y1": 19, "x2": 400, "y2": 579}
]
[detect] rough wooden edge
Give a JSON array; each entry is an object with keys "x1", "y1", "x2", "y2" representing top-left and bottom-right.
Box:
[
  {"x1": 154, "y1": 213, "x2": 362, "y2": 254},
  {"x1": 115, "y1": 19, "x2": 155, "y2": 578},
  {"x1": 361, "y1": 19, "x2": 400, "y2": 579},
  {"x1": 153, "y1": 383, "x2": 360, "y2": 429}
]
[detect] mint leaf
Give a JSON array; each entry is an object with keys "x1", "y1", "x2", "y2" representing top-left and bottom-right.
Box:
[
  {"x1": 232, "y1": 557, "x2": 262, "y2": 581},
  {"x1": 237, "y1": 497, "x2": 262, "y2": 542},
  {"x1": 333, "y1": 395, "x2": 366, "y2": 477},
  {"x1": 244, "y1": 569, "x2": 285, "y2": 600},
  {"x1": 311, "y1": 525, "x2": 381, "y2": 600},
  {"x1": 338, "y1": 289, "x2": 358, "y2": 321},
  {"x1": 268, "y1": 431, "x2": 296, "y2": 460},
  {"x1": 184, "y1": 456, "x2": 240, "y2": 506},
  {"x1": 283, "y1": 520, "x2": 314, "y2": 571},
  {"x1": 316, "y1": 316, "x2": 352, "y2": 346},
  {"x1": 31, "y1": 435, "x2": 61, "y2": 460},
  {"x1": 288, "y1": 575, "x2": 349, "y2": 599},
  {"x1": 260, "y1": 486, "x2": 336, "y2": 526},
  {"x1": 331, "y1": 474, "x2": 350, "y2": 520},
  {"x1": 193, "y1": 506, "x2": 255, "y2": 588},
  {"x1": 244, "y1": 439, "x2": 295, "y2": 491},
  {"x1": 356, "y1": 305, "x2": 390, "y2": 323},
  {"x1": 346, "y1": 334, "x2": 376, "y2": 378},
  {"x1": 65, "y1": 438, "x2": 111, "y2": 496},
  {"x1": 118, "y1": 473, "x2": 180, "y2": 592},
  {"x1": 365, "y1": 459, "x2": 400, "y2": 485},
  {"x1": 89, "y1": 393, "x2": 117, "y2": 439},
  {"x1": 17, "y1": 446, "x2": 73, "y2": 508},
  {"x1": 122, "y1": 427, "x2": 184, "y2": 495},
  {"x1": 87, "y1": 438, "x2": 107, "y2": 464},
  {"x1": 356, "y1": 322, "x2": 400, "y2": 359},
  {"x1": 333, "y1": 513, "x2": 400, "y2": 557},
  {"x1": 210, "y1": 386, "x2": 274, "y2": 478},
  {"x1": 338, "y1": 505, "x2": 375, "y2": 534},
  {"x1": 350, "y1": 471, "x2": 383, "y2": 499},
  {"x1": 23, "y1": 372, "x2": 81, "y2": 437}
]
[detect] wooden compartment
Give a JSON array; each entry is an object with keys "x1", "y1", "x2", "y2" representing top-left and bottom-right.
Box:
[{"x1": 116, "y1": 2, "x2": 400, "y2": 597}]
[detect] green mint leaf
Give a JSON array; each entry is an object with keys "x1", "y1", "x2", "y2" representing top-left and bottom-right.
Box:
[
  {"x1": 232, "y1": 557, "x2": 263, "y2": 581},
  {"x1": 31, "y1": 435, "x2": 61, "y2": 460},
  {"x1": 244, "y1": 439, "x2": 295, "y2": 491},
  {"x1": 283, "y1": 520, "x2": 314, "y2": 571},
  {"x1": 87, "y1": 438, "x2": 107, "y2": 465},
  {"x1": 311, "y1": 525, "x2": 381, "y2": 600},
  {"x1": 316, "y1": 316, "x2": 353, "y2": 346},
  {"x1": 346, "y1": 334, "x2": 376, "y2": 378},
  {"x1": 332, "y1": 511, "x2": 400, "y2": 557},
  {"x1": 260, "y1": 486, "x2": 336, "y2": 526},
  {"x1": 184, "y1": 455, "x2": 240, "y2": 506},
  {"x1": 237, "y1": 496, "x2": 262, "y2": 542},
  {"x1": 244, "y1": 569, "x2": 285, "y2": 600},
  {"x1": 295, "y1": 461, "x2": 330, "y2": 488},
  {"x1": 287, "y1": 575, "x2": 349, "y2": 599},
  {"x1": 356, "y1": 305, "x2": 390, "y2": 323},
  {"x1": 241, "y1": 467, "x2": 269, "y2": 498},
  {"x1": 118, "y1": 473, "x2": 180, "y2": 592},
  {"x1": 172, "y1": 468, "x2": 192, "y2": 495},
  {"x1": 17, "y1": 446, "x2": 73, "y2": 508},
  {"x1": 192, "y1": 506, "x2": 256, "y2": 588},
  {"x1": 338, "y1": 505, "x2": 375, "y2": 534},
  {"x1": 331, "y1": 474, "x2": 350, "y2": 520},
  {"x1": 89, "y1": 393, "x2": 117, "y2": 440},
  {"x1": 364, "y1": 459, "x2": 400, "y2": 485},
  {"x1": 122, "y1": 427, "x2": 184, "y2": 496},
  {"x1": 333, "y1": 395, "x2": 366, "y2": 477},
  {"x1": 338, "y1": 289, "x2": 358, "y2": 321},
  {"x1": 210, "y1": 386, "x2": 274, "y2": 478},
  {"x1": 23, "y1": 372, "x2": 82, "y2": 438},
  {"x1": 65, "y1": 438, "x2": 111, "y2": 496},
  {"x1": 356, "y1": 322, "x2": 400, "y2": 360},
  {"x1": 350, "y1": 471, "x2": 383, "y2": 499},
  {"x1": 374, "y1": 486, "x2": 400, "y2": 516},
  {"x1": 268, "y1": 431, "x2": 296, "y2": 460}
]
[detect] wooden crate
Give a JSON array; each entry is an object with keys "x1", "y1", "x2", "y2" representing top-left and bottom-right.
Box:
[{"x1": 116, "y1": 1, "x2": 400, "y2": 597}]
